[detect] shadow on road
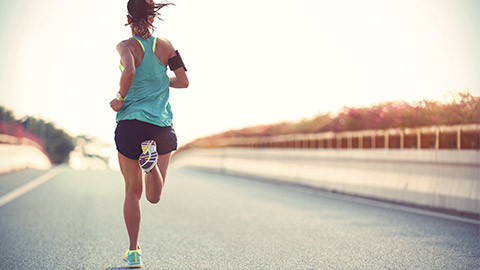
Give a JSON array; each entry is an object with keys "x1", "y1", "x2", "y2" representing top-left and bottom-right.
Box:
[{"x1": 104, "y1": 267, "x2": 130, "y2": 270}]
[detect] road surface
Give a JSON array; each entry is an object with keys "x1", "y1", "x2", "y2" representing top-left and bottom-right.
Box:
[{"x1": 0, "y1": 166, "x2": 479, "y2": 269}]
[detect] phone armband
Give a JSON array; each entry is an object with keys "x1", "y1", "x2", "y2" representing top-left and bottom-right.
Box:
[{"x1": 168, "y1": 50, "x2": 187, "y2": 71}]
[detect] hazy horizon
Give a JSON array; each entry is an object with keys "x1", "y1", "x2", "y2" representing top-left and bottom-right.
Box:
[{"x1": 0, "y1": 0, "x2": 479, "y2": 146}]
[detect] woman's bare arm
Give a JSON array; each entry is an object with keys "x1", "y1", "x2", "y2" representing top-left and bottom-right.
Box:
[
  {"x1": 117, "y1": 41, "x2": 136, "y2": 97},
  {"x1": 169, "y1": 65, "x2": 189, "y2": 88},
  {"x1": 164, "y1": 41, "x2": 189, "y2": 88},
  {"x1": 110, "y1": 41, "x2": 136, "y2": 112}
]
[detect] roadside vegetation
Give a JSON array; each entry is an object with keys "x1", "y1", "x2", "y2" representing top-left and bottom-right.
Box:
[
  {"x1": 182, "y1": 91, "x2": 479, "y2": 150},
  {"x1": 0, "y1": 106, "x2": 75, "y2": 164}
]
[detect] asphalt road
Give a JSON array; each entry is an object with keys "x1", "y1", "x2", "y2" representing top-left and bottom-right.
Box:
[{"x1": 0, "y1": 166, "x2": 479, "y2": 269}]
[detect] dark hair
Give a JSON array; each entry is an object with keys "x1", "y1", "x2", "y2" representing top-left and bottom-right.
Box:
[{"x1": 126, "y1": 0, "x2": 174, "y2": 37}]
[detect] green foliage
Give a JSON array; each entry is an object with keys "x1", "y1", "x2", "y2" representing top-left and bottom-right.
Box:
[
  {"x1": 41, "y1": 123, "x2": 75, "y2": 164},
  {"x1": 0, "y1": 106, "x2": 16, "y2": 123},
  {"x1": 0, "y1": 105, "x2": 75, "y2": 164}
]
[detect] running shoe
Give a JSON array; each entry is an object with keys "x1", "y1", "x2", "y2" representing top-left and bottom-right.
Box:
[
  {"x1": 123, "y1": 249, "x2": 142, "y2": 268},
  {"x1": 139, "y1": 140, "x2": 158, "y2": 173}
]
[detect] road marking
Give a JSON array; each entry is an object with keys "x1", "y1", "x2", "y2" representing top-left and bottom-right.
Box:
[
  {"x1": 270, "y1": 179, "x2": 480, "y2": 225},
  {"x1": 330, "y1": 193, "x2": 480, "y2": 225},
  {"x1": 284, "y1": 181, "x2": 480, "y2": 225},
  {"x1": 0, "y1": 166, "x2": 65, "y2": 208},
  {"x1": 291, "y1": 186, "x2": 480, "y2": 225},
  {"x1": 197, "y1": 169, "x2": 480, "y2": 225}
]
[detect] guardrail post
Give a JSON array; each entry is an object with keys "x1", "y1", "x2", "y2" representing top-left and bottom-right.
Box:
[
  {"x1": 385, "y1": 132, "x2": 389, "y2": 149},
  {"x1": 457, "y1": 128, "x2": 462, "y2": 150},
  {"x1": 400, "y1": 130, "x2": 405, "y2": 149},
  {"x1": 417, "y1": 131, "x2": 421, "y2": 149}
]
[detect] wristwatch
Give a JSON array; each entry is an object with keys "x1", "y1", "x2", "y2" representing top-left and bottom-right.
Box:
[{"x1": 116, "y1": 92, "x2": 126, "y2": 101}]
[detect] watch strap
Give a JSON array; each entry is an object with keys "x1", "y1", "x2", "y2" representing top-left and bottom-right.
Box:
[{"x1": 116, "y1": 92, "x2": 126, "y2": 101}]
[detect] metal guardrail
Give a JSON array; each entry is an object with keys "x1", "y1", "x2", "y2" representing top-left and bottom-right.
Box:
[{"x1": 199, "y1": 124, "x2": 480, "y2": 150}]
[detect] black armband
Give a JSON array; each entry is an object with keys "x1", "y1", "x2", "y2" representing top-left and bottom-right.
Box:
[{"x1": 168, "y1": 50, "x2": 187, "y2": 71}]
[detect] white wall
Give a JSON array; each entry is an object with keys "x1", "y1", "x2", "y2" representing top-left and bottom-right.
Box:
[
  {"x1": 0, "y1": 144, "x2": 51, "y2": 174},
  {"x1": 172, "y1": 148, "x2": 480, "y2": 215}
]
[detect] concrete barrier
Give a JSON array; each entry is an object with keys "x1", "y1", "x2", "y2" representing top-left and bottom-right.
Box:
[
  {"x1": 0, "y1": 136, "x2": 52, "y2": 174},
  {"x1": 172, "y1": 148, "x2": 480, "y2": 216}
]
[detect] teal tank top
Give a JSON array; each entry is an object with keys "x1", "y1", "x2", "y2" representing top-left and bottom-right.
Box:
[{"x1": 116, "y1": 36, "x2": 173, "y2": 127}]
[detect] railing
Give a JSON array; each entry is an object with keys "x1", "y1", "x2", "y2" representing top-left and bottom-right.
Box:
[
  {"x1": 194, "y1": 124, "x2": 480, "y2": 150},
  {"x1": 0, "y1": 121, "x2": 44, "y2": 148},
  {"x1": 0, "y1": 134, "x2": 46, "y2": 151},
  {"x1": 0, "y1": 122, "x2": 49, "y2": 158}
]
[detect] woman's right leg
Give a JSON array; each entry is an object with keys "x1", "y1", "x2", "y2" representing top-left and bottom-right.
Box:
[
  {"x1": 118, "y1": 152, "x2": 143, "y2": 251},
  {"x1": 144, "y1": 152, "x2": 172, "y2": 204}
]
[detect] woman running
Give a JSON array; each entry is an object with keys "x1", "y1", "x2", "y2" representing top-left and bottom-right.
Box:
[{"x1": 110, "y1": 0, "x2": 188, "y2": 268}]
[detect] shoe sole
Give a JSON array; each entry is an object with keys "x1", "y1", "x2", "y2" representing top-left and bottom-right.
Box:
[
  {"x1": 139, "y1": 153, "x2": 158, "y2": 172},
  {"x1": 124, "y1": 259, "x2": 142, "y2": 266},
  {"x1": 139, "y1": 140, "x2": 158, "y2": 173},
  {"x1": 124, "y1": 256, "x2": 142, "y2": 268}
]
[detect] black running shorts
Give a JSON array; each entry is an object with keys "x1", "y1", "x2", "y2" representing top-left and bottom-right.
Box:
[{"x1": 115, "y1": 119, "x2": 178, "y2": 160}]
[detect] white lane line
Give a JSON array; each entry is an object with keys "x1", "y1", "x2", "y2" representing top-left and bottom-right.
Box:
[
  {"x1": 332, "y1": 194, "x2": 480, "y2": 225},
  {"x1": 279, "y1": 182, "x2": 480, "y2": 225},
  {"x1": 214, "y1": 170, "x2": 480, "y2": 225},
  {"x1": 279, "y1": 180, "x2": 480, "y2": 225},
  {"x1": 0, "y1": 166, "x2": 65, "y2": 208}
]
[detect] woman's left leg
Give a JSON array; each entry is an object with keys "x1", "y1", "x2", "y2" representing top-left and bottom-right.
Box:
[{"x1": 118, "y1": 152, "x2": 143, "y2": 251}]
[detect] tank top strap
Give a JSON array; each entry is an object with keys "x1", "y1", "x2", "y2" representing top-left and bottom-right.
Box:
[
  {"x1": 132, "y1": 36, "x2": 156, "y2": 53},
  {"x1": 132, "y1": 37, "x2": 145, "y2": 52},
  {"x1": 120, "y1": 36, "x2": 157, "y2": 72}
]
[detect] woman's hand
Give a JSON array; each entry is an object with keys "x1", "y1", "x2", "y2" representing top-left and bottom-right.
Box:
[{"x1": 110, "y1": 99, "x2": 124, "y2": 112}]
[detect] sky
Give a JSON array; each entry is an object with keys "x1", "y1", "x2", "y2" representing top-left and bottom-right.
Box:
[{"x1": 0, "y1": 0, "x2": 479, "y2": 148}]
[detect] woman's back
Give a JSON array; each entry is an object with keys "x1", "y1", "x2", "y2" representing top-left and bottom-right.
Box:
[
  {"x1": 126, "y1": 36, "x2": 175, "y2": 68},
  {"x1": 116, "y1": 36, "x2": 174, "y2": 127}
]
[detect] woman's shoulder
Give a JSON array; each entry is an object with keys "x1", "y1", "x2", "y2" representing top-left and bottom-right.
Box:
[
  {"x1": 155, "y1": 37, "x2": 174, "y2": 49},
  {"x1": 153, "y1": 37, "x2": 176, "y2": 57},
  {"x1": 117, "y1": 38, "x2": 138, "y2": 51}
]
